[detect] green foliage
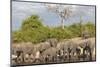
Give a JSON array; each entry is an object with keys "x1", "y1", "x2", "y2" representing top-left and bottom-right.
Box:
[
  {"x1": 12, "y1": 14, "x2": 95, "y2": 44},
  {"x1": 83, "y1": 22, "x2": 95, "y2": 37},
  {"x1": 21, "y1": 15, "x2": 43, "y2": 31},
  {"x1": 12, "y1": 15, "x2": 50, "y2": 43},
  {"x1": 48, "y1": 27, "x2": 73, "y2": 40},
  {"x1": 67, "y1": 23, "x2": 82, "y2": 37},
  {"x1": 12, "y1": 30, "x2": 23, "y2": 43}
]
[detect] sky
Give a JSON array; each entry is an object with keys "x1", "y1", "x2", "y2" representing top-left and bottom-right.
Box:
[{"x1": 12, "y1": 1, "x2": 95, "y2": 31}]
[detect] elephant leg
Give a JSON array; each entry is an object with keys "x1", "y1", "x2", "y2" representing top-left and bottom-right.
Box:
[
  {"x1": 34, "y1": 58, "x2": 41, "y2": 63},
  {"x1": 92, "y1": 47, "x2": 96, "y2": 61},
  {"x1": 89, "y1": 50, "x2": 92, "y2": 61},
  {"x1": 17, "y1": 56, "x2": 23, "y2": 64},
  {"x1": 29, "y1": 55, "x2": 34, "y2": 63}
]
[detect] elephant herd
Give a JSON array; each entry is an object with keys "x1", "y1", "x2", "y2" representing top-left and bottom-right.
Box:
[{"x1": 11, "y1": 38, "x2": 96, "y2": 65}]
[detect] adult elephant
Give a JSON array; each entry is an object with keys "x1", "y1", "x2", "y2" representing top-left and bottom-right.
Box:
[
  {"x1": 12, "y1": 42, "x2": 34, "y2": 64},
  {"x1": 77, "y1": 38, "x2": 95, "y2": 61},
  {"x1": 32, "y1": 42, "x2": 52, "y2": 64},
  {"x1": 34, "y1": 42, "x2": 51, "y2": 53}
]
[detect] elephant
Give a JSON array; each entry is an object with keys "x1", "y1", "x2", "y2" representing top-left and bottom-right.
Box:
[
  {"x1": 34, "y1": 42, "x2": 51, "y2": 53},
  {"x1": 12, "y1": 42, "x2": 35, "y2": 65},
  {"x1": 56, "y1": 38, "x2": 95, "y2": 62},
  {"x1": 11, "y1": 37, "x2": 95, "y2": 65},
  {"x1": 64, "y1": 41, "x2": 78, "y2": 62},
  {"x1": 75, "y1": 38, "x2": 95, "y2": 61},
  {"x1": 12, "y1": 46, "x2": 24, "y2": 64},
  {"x1": 56, "y1": 40, "x2": 78, "y2": 62},
  {"x1": 41, "y1": 47, "x2": 58, "y2": 63}
]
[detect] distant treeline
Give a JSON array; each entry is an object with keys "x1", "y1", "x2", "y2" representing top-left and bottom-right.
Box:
[{"x1": 12, "y1": 15, "x2": 95, "y2": 44}]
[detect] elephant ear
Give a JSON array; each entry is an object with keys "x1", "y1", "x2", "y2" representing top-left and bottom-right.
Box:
[
  {"x1": 86, "y1": 38, "x2": 95, "y2": 49},
  {"x1": 78, "y1": 38, "x2": 90, "y2": 48},
  {"x1": 42, "y1": 47, "x2": 57, "y2": 56},
  {"x1": 47, "y1": 38, "x2": 58, "y2": 47},
  {"x1": 67, "y1": 41, "x2": 74, "y2": 49},
  {"x1": 57, "y1": 42, "x2": 65, "y2": 50},
  {"x1": 36, "y1": 42, "x2": 51, "y2": 53}
]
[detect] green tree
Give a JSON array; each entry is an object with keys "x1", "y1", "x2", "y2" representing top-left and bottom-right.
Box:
[{"x1": 21, "y1": 15, "x2": 43, "y2": 31}]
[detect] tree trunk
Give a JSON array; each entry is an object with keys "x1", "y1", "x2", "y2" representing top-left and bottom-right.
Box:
[
  {"x1": 80, "y1": 16, "x2": 83, "y2": 37},
  {"x1": 61, "y1": 18, "x2": 64, "y2": 29}
]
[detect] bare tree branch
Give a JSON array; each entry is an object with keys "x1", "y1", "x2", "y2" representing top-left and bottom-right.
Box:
[{"x1": 43, "y1": 3, "x2": 73, "y2": 29}]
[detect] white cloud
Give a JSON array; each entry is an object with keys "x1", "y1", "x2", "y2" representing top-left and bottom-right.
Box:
[{"x1": 12, "y1": 1, "x2": 46, "y2": 18}]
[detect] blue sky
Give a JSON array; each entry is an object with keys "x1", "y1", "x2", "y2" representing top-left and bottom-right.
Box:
[{"x1": 12, "y1": 1, "x2": 95, "y2": 31}]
